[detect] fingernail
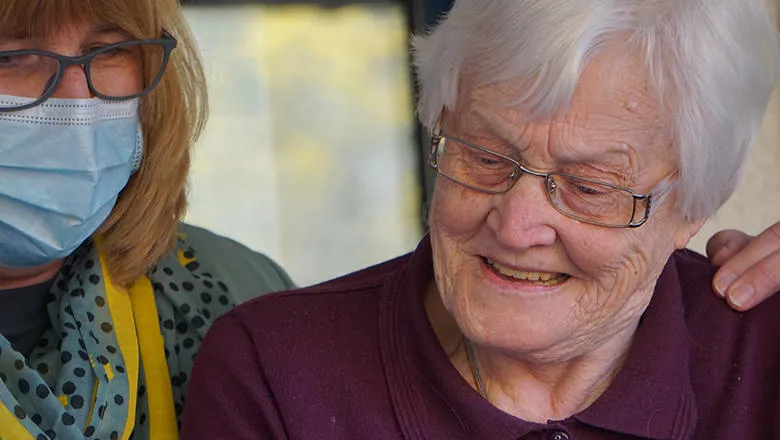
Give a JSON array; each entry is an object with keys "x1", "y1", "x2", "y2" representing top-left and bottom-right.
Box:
[
  {"x1": 729, "y1": 284, "x2": 755, "y2": 309},
  {"x1": 714, "y1": 274, "x2": 736, "y2": 297}
]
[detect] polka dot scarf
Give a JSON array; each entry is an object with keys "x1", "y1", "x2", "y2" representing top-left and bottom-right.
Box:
[{"x1": 0, "y1": 233, "x2": 239, "y2": 439}]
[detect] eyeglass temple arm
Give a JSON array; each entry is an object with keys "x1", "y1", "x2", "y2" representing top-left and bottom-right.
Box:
[{"x1": 625, "y1": 193, "x2": 650, "y2": 228}]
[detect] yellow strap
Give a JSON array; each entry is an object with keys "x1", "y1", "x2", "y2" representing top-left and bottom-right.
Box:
[
  {"x1": 0, "y1": 404, "x2": 35, "y2": 440},
  {"x1": 128, "y1": 277, "x2": 178, "y2": 438},
  {"x1": 0, "y1": 244, "x2": 176, "y2": 440},
  {"x1": 101, "y1": 252, "x2": 140, "y2": 440}
]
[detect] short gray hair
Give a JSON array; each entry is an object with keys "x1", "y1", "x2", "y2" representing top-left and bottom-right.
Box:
[{"x1": 413, "y1": 0, "x2": 780, "y2": 220}]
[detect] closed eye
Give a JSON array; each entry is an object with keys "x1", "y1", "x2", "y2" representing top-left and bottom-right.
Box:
[
  {"x1": 573, "y1": 182, "x2": 606, "y2": 196},
  {"x1": 477, "y1": 155, "x2": 503, "y2": 167},
  {"x1": 0, "y1": 53, "x2": 40, "y2": 69}
]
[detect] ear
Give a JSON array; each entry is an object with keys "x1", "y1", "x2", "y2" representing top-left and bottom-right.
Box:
[{"x1": 674, "y1": 217, "x2": 706, "y2": 249}]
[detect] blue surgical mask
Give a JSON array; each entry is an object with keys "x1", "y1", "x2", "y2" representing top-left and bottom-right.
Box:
[{"x1": 0, "y1": 95, "x2": 144, "y2": 269}]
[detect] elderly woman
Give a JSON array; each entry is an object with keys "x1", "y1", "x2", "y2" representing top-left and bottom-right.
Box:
[
  {"x1": 0, "y1": 1, "x2": 293, "y2": 438},
  {"x1": 182, "y1": 0, "x2": 780, "y2": 438}
]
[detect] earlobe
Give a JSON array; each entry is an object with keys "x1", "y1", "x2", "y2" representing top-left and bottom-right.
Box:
[{"x1": 674, "y1": 218, "x2": 706, "y2": 249}]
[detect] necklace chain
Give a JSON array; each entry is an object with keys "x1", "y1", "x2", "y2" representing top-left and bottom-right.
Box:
[{"x1": 463, "y1": 337, "x2": 488, "y2": 398}]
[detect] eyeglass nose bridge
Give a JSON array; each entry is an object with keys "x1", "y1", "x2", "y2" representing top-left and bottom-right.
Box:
[
  {"x1": 503, "y1": 164, "x2": 569, "y2": 218},
  {"x1": 504, "y1": 162, "x2": 553, "y2": 192},
  {"x1": 44, "y1": 54, "x2": 96, "y2": 98}
]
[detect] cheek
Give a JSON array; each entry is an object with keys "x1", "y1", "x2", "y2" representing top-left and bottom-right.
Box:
[
  {"x1": 428, "y1": 180, "x2": 489, "y2": 238},
  {"x1": 564, "y1": 226, "x2": 675, "y2": 318},
  {"x1": 429, "y1": 182, "x2": 492, "y2": 325}
]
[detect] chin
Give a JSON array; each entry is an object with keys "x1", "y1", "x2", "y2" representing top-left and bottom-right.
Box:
[{"x1": 445, "y1": 279, "x2": 588, "y2": 354}]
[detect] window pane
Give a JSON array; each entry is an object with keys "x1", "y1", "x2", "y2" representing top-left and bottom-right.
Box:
[{"x1": 183, "y1": 4, "x2": 422, "y2": 286}]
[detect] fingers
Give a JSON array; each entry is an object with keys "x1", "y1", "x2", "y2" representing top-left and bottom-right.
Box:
[
  {"x1": 706, "y1": 229, "x2": 753, "y2": 267},
  {"x1": 711, "y1": 222, "x2": 780, "y2": 310}
]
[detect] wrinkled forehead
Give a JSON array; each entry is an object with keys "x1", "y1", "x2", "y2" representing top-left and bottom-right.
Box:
[
  {"x1": 0, "y1": 0, "x2": 154, "y2": 40},
  {"x1": 451, "y1": 49, "x2": 675, "y2": 176},
  {"x1": 455, "y1": 47, "x2": 669, "y2": 137}
]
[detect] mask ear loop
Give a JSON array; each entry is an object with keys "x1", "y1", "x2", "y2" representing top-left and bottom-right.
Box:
[{"x1": 131, "y1": 123, "x2": 144, "y2": 174}]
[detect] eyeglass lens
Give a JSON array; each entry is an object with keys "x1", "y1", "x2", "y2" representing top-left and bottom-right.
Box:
[
  {"x1": 434, "y1": 136, "x2": 641, "y2": 227},
  {"x1": 0, "y1": 42, "x2": 166, "y2": 107}
]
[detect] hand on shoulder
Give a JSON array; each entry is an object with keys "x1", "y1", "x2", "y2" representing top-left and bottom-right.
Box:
[{"x1": 706, "y1": 222, "x2": 780, "y2": 311}]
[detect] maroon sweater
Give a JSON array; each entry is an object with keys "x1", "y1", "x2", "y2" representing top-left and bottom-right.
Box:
[{"x1": 181, "y1": 238, "x2": 780, "y2": 439}]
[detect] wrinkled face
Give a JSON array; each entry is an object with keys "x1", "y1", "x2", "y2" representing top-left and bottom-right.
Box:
[{"x1": 429, "y1": 50, "x2": 702, "y2": 360}]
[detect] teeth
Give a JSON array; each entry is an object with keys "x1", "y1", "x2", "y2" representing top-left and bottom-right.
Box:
[{"x1": 487, "y1": 259, "x2": 569, "y2": 285}]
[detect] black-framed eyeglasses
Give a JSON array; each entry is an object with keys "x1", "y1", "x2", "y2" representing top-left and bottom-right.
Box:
[
  {"x1": 430, "y1": 132, "x2": 672, "y2": 228},
  {"x1": 0, "y1": 30, "x2": 177, "y2": 112}
]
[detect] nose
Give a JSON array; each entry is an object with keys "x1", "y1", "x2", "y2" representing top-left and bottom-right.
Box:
[
  {"x1": 486, "y1": 174, "x2": 559, "y2": 251},
  {"x1": 51, "y1": 65, "x2": 93, "y2": 99}
]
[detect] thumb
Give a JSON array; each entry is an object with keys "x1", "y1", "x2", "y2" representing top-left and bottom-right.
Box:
[{"x1": 706, "y1": 229, "x2": 753, "y2": 267}]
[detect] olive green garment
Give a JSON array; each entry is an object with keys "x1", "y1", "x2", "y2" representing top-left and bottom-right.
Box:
[{"x1": 176, "y1": 222, "x2": 296, "y2": 303}]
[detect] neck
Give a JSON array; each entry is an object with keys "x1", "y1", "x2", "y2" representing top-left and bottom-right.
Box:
[
  {"x1": 425, "y1": 282, "x2": 640, "y2": 423},
  {"x1": 467, "y1": 330, "x2": 635, "y2": 422},
  {"x1": 0, "y1": 260, "x2": 63, "y2": 290}
]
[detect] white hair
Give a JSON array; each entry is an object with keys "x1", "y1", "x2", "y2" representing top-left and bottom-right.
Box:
[{"x1": 413, "y1": 0, "x2": 780, "y2": 220}]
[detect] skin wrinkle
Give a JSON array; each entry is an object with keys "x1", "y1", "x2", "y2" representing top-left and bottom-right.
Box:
[
  {"x1": 539, "y1": 241, "x2": 659, "y2": 365},
  {"x1": 426, "y1": 46, "x2": 704, "y2": 423},
  {"x1": 466, "y1": 100, "x2": 646, "y2": 188},
  {"x1": 460, "y1": 53, "x2": 671, "y2": 189}
]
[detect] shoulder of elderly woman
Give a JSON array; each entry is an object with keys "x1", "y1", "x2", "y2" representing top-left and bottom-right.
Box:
[
  {"x1": 671, "y1": 248, "x2": 780, "y2": 343},
  {"x1": 673, "y1": 247, "x2": 780, "y2": 321},
  {"x1": 671, "y1": 248, "x2": 780, "y2": 432},
  {"x1": 181, "y1": 254, "x2": 411, "y2": 439}
]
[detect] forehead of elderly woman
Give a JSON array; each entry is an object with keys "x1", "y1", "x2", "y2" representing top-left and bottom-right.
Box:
[{"x1": 450, "y1": 46, "x2": 672, "y2": 193}]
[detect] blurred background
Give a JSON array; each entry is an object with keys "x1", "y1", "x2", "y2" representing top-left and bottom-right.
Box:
[{"x1": 181, "y1": 0, "x2": 780, "y2": 287}]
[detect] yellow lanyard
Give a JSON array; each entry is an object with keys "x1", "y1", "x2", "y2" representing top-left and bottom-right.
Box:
[
  {"x1": 0, "y1": 245, "x2": 178, "y2": 440},
  {"x1": 0, "y1": 257, "x2": 179, "y2": 440},
  {"x1": 127, "y1": 276, "x2": 178, "y2": 437},
  {"x1": 102, "y1": 251, "x2": 178, "y2": 440}
]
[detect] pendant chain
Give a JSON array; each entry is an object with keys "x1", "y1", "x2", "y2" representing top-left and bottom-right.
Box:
[{"x1": 463, "y1": 337, "x2": 487, "y2": 398}]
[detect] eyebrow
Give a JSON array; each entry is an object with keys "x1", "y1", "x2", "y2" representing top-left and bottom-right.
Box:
[
  {"x1": 471, "y1": 108, "x2": 638, "y2": 165},
  {"x1": 0, "y1": 29, "x2": 32, "y2": 40},
  {"x1": 91, "y1": 23, "x2": 123, "y2": 34},
  {"x1": 88, "y1": 24, "x2": 136, "y2": 39}
]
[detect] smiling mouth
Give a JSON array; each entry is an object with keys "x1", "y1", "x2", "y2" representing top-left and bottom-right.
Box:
[{"x1": 485, "y1": 258, "x2": 572, "y2": 286}]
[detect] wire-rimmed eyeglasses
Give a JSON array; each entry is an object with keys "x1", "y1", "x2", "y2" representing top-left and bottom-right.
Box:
[
  {"x1": 0, "y1": 30, "x2": 177, "y2": 112},
  {"x1": 429, "y1": 132, "x2": 672, "y2": 228}
]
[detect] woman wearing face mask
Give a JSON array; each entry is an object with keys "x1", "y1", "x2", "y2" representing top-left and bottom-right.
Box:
[{"x1": 0, "y1": 1, "x2": 294, "y2": 439}]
